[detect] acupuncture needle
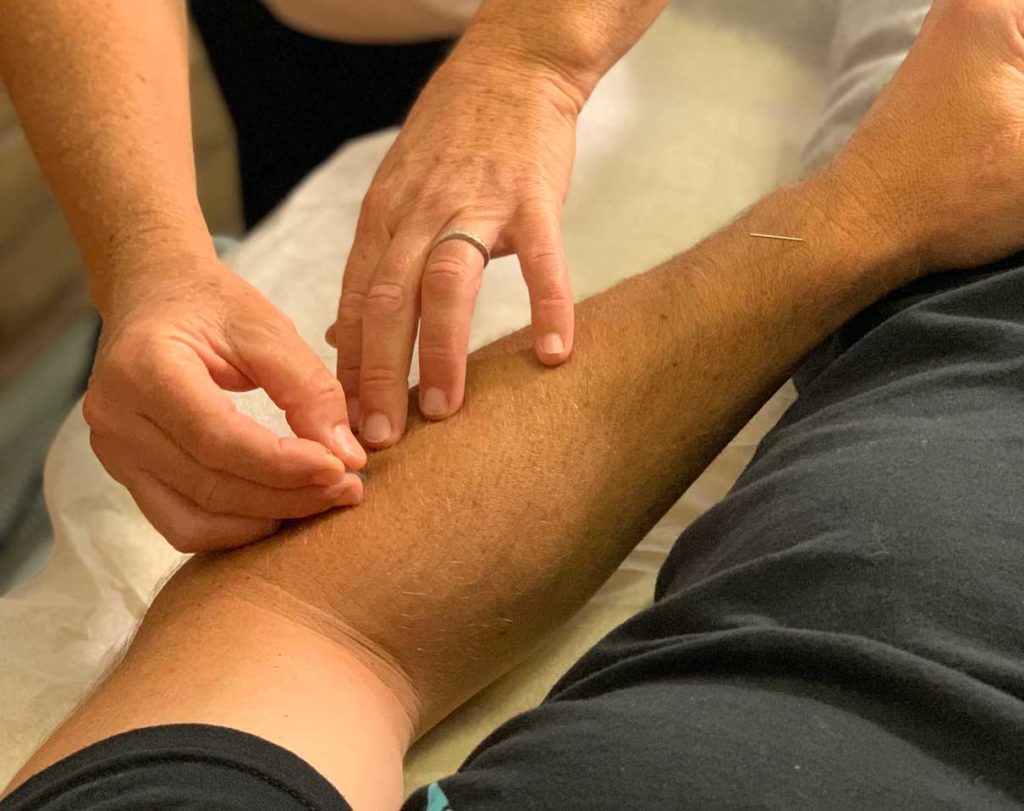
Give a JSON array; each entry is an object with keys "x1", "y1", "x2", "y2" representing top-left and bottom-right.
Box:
[{"x1": 749, "y1": 233, "x2": 806, "y2": 243}]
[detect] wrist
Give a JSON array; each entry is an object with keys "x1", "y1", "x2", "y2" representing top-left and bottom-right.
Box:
[
  {"x1": 89, "y1": 226, "x2": 219, "y2": 320},
  {"x1": 809, "y1": 158, "x2": 927, "y2": 286},
  {"x1": 457, "y1": 0, "x2": 668, "y2": 111},
  {"x1": 454, "y1": 17, "x2": 600, "y2": 116},
  {"x1": 442, "y1": 36, "x2": 589, "y2": 121},
  {"x1": 753, "y1": 170, "x2": 925, "y2": 297}
]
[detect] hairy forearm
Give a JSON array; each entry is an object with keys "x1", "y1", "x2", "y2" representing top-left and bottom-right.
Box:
[
  {"x1": 170, "y1": 170, "x2": 915, "y2": 728},
  {"x1": 8, "y1": 171, "x2": 915, "y2": 804},
  {"x1": 460, "y1": 0, "x2": 668, "y2": 107},
  {"x1": 0, "y1": 0, "x2": 211, "y2": 312}
]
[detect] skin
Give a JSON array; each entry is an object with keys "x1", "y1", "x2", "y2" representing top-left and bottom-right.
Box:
[
  {"x1": 11, "y1": 3, "x2": 1024, "y2": 806},
  {"x1": 330, "y1": 0, "x2": 669, "y2": 446},
  {"x1": 0, "y1": 0, "x2": 365, "y2": 551},
  {"x1": 0, "y1": 0, "x2": 663, "y2": 550},
  {"x1": 9, "y1": 175, "x2": 900, "y2": 811}
]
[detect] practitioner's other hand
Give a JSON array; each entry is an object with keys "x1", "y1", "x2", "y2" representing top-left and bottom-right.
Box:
[
  {"x1": 828, "y1": 0, "x2": 1024, "y2": 273},
  {"x1": 84, "y1": 252, "x2": 365, "y2": 552},
  {"x1": 327, "y1": 34, "x2": 584, "y2": 449}
]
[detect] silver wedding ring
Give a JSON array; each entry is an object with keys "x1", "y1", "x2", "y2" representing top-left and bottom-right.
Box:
[{"x1": 431, "y1": 227, "x2": 491, "y2": 268}]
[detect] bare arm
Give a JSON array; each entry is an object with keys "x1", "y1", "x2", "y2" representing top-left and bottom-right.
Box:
[
  {"x1": 9, "y1": 1, "x2": 1024, "y2": 806},
  {"x1": 465, "y1": 0, "x2": 668, "y2": 98},
  {"x1": 332, "y1": 0, "x2": 669, "y2": 447},
  {"x1": 6, "y1": 170, "x2": 913, "y2": 809},
  {"x1": 0, "y1": 0, "x2": 365, "y2": 549},
  {"x1": 0, "y1": 0, "x2": 208, "y2": 303}
]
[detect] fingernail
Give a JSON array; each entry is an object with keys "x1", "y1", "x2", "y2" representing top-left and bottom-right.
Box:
[
  {"x1": 333, "y1": 424, "x2": 367, "y2": 467},
  {"x1": 362, "y1": 412, "x2": 392, "y2": 444},
  {"x1": 541, "y1": 332, "x2": 564, "y2": 356},
  {"x1": 421, "y1": 387, "x2": 449, "y2": 418},
  {"x1": 348, "y1": 397, "x2": 362, "y2": 428}
]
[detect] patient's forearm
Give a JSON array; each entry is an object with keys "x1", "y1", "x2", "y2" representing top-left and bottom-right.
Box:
[
  {"x1": 9, "y1": 172, "x2": 914, "y2": 804},
  {"x1": 205, "y1": 172, "x2": 913, "y2": 726}
]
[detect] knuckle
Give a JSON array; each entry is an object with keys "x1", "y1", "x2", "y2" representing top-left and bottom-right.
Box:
[
  {"x1": 101, "y1": 336, "x2": 141, "y2": 380},
  {"x1": 524, "y1": 247, "x2": 563, "y2": 267},
  {"x1": 423, "y1": 257, "x2": 473, "y2": 294},
  {"x1": 358, "y1": 194, "x2": 378, "y2": 219},
  {"x1": 418, "y1": 343, "x2": 463, "y2": 366},
  {"x1": 360, "y1": 364, "x2": 403, "y2": 391},
  {"x1": 288, "y1": 376, "x2": 344, "y2": 412},
  {"x1": 81, "y1": 389, "x2": 104, "y2": 429},
  {"x1": 232, "y1": 314, "x2": 285, "y2": 349},
  {"x1": 529, "y1": 272, "x2": 573, "y2": 307},
  {"x1": 277, "y1": 356, "x2": 336, "y2": 402},
  {"x1": 251, "y1": 315, "x2": 295, "y2": 343},
  {"x1": 534, "y1": 288, "x2": 573, "y2": 308},
  {"x1": 337, "y1": 290, "x2": 367, "y2": 325},
  {"x1": 278, "y1": 313, "x2": 300, "y2": 337},
  {"x1": 361, "y1": 184, "x2": 389, "y2": 215},
  {"x1": 336, "y1": 361, "x2": 362, "y2": 379},
  {"x1": 105, "y1": 339, "x2": 171, "y2": 393},
  {"x1": 313, "y1": 377, "x2": 345, "y2": 404},
  {"x1": 365, "y1": 283, "x2": 408, "y2": 316}
]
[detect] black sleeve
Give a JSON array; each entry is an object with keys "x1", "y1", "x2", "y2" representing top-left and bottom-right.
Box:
[{"x1": 0, "y1": 724, "x2": 351, "y2": 811}]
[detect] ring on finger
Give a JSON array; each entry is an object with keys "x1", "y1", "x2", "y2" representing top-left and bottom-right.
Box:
[{"x1": 431, "y1": 227, "x2": 491, "y2": 268}]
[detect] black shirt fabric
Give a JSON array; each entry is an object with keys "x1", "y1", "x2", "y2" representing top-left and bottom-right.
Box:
[
  {"x1": 8, "y1": 260, "x2": 1024, "y2": 809},
  {"x1": 410, "y1": 261, "x2": 1024, "y2": 809},
  {"x1": 1, "y1": 724, "x2": 351, "y2": 810}
]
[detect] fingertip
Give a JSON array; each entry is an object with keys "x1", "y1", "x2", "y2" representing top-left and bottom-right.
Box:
[
  {"x1": 536, "y1": 331, "x2": 571, "y2": 366},
  {"x1": 360, "y1": 411, "x2": 399, "y2": 449},
  {"x1": 335, "y1": 473, "x2": 364, "y2": 507},
  {"x1": 332, "y1": 423, "x2": 368, "y2": 469},
  {"x1": 420, "y1": 386, "x2": 453, "y2": 420}
]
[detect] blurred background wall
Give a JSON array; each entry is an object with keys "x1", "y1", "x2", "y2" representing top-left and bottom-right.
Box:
[{"x1": 0, "y1": 29, "x2": 242, "y2": 590}]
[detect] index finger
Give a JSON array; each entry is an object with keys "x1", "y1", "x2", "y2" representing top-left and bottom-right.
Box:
[
  {"x1": 356, "y1": 231, "x2": 427, "y2": 448},
  {"x1": 138, "y1": 346, "x2": 347, "y2": 489},
  {"x1": 336, "y1": 207, "x2": 392, "y2": 427}
]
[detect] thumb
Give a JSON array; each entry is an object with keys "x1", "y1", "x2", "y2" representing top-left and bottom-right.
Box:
[{"x1": 237, "y1": 323, "x2": 367, "y2": 470}]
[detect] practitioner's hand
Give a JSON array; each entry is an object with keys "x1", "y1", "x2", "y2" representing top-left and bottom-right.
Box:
[
  {"x1": 327, "y1": 41, "x2": 584, "y2": 448},
  {"x1": 829, "y1": 0, "x2": 1024, "y2": 273},
  {"x1": 84, "y1": 253, "x2": 366, "y2": 552}
]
